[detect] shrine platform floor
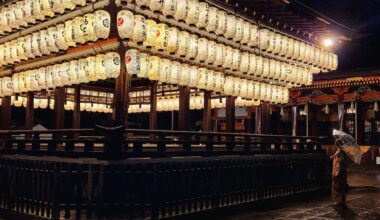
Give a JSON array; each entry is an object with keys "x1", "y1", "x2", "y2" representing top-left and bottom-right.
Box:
[{"x1": 178, "y1": 167, "x2": 380, "y2": 220}]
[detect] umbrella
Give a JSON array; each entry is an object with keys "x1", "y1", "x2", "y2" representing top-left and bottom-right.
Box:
[{"x1": 332, "y1": 129, "x2": 362, "y2": 164}]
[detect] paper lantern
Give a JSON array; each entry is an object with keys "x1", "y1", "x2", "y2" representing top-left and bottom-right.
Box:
[
  {"x1": 205, "y1": 6, "x2": 218, "y2": 33},
  {"x1": 84, "y1": 56, "x2": 96, "y2": 82},
  {"x1": 55, "y1": 24, "x2": 69, "y2": 50},
  {"x1": 169, "y1": 61, "x2": 181, "y2": 84},
  {"x1": 12, "y1": 74, "x2": 20, "y2": 94},
  {"x1": 185, "y1": 0, "x2": 199, "y2": 25},
  {"x1": 195, "y1": 38, "x2": 208, "y2": 63},
  {"x1": 155, "y1": 23, "x2": 170, "y2": 50},
  {"x1": 186, "y1": 34, "x2": 198, "y2": 59},
  {"x1": 214, "y1": 43, "x2": 225, "y2": 67},
  {"x1": 29, "y1": 70, "x2": 40, "y2": 91},
  {"x1": 259, "y1": 28, "x2": 271, "y2": 51},
  {"x1": 1, "y1": 77, "x2": 13, "y2": 96},
  {"x1": 177, "y1": 31, "x2": 190, "y2": 57},
  {"x1": 33, "y1": 0, "x2": 46, "y2": 21},
  {"x1": 13, "y1": 96, "x2": 23, "y2": 107},
  {"x1": 215, "y1": 10, "x2": 227, "y2": 36},
  {"x1": 195, "y1": 2, "x2": 210, "y2": 28},
  {"x1": 231, "y1": 49, "x2": 241, "y2": 71},
  {"x1": 10, "y1": 40, "x2": 20, "y2": 63},
  {"x1": 61, "y1": 0, "x2": 76, "y2": 10},
  {"x1": 15, "y1": 2, "x2": 27, "y2": 26},
  {"x1": 36, "y1": 67, "x2": 47, "y2": 89},
  {"x1": 104, "y1": 52, "x2": 121, "y2": 78},
  {"x1": 34, "y1": 99, "x2": 40, "y2": 109},
  {"x1": 83, "y1": 13, "x2": 98, "y2": 42},
  {"x1": 68, "y1": 60, "x2": 79, "y2": 84},
  {"x1": 248, "y1": 24, "x2": 259, "y2": 48},
  {"x1": 255, "y1": 56, "x2": 263, "y2": 78},
  {"x1": 298, "y1": 42, "x2": 306, "y2": 61},
  {"x1": 95, "y1": 54, "x2": 107, "y2": 80},
  {"x1": 22, "y1": 0, "x2": 35, "y2": 23},
  {"x1": 268, "y1": 59, "x2": 276, "y2": 79},
  {"x1": 304, "y1": 44, "x2": 311, "y2": 64},
  {"x1": 233, "y1": 18, "x2": 244, "y2": 42},
  {"x1": 64, "y1": 20, "x2": 76, "y2": 48},
  {"x1": 174, "y1": 0, "x2": 188, "y2": 21},
  {"x1": 178, "y1": 64, "x2": 190, "y2": 86},
  {"x1": 166, "y1": 27, "x2": 180, "y2": 53},
  {"x1": 149, "y1": 0, "x2": 163, "y2": 12},
  {"x1": 232, "y1": 78, "x2": 241, "y2": 97},
  {"x1": 94, "y1": 10, "x2": 110, "y2": 39},
  {"x1": 135, "y1": 0, "x2": 149, "y2": 8},
  {"x1": 49, "y1": 99, "x2": 54, "y2": 109},
  {"x1": 39, "y1": 99, "x2": 48, "y2": 109},
  {"x1": 197, "y1": 68, "x2": 207, "y2": 89},
  {"x1": 144, "y1": 19, "x2": 158, "y2": 48},
  {"x1": 162, "y1": 0, "x2": 177, "y2": 17},
  {"x1": 44, "y1": 66, "x2": 54, "y2": 88},
  {"x1": 222, "y1": 46, "x2": 233, "y2": 69},
  {"x1": 73, "y1": 16, "x2": 86, "y2": 44},
  {"x1": 273, "y1": 33, "x2": 282, "y2": 55},
  {"x1": 206, "y1": 70, "x2": 216, "y2": 90},
  {"x1": 279, "y1": 35, "x2": 289, "y2": 57},
  {"x1": 45, "y1": 27, "x2": 59, "y2": 53},
  {"x1": 240, "y1": 52, "x2": 250, "y2": 74},
  {"x1": 293, "y1": 40, "x2": 300, "y2": 60},
  {"x1": 240, "y1": 21, "x2": 251, "y2": 45},
  {"x1": 286, "y1": 38, "x2": 294, "y2": 58},
  {"x1": 205, "y1": 40, "x2": 216, "y2": 64},
  {"x1": 60, "y1": 62, "x2": 71, "y2": 86},
  {"x1": 188, "y1": 66, "x2": 199, "y2": 87},
  {"x1": 223, "y1": 76, "x2": 234, "y2": 96},
  {"x1": 31, "y1": 32, "x2": 42, "y2": 57},
  {"x1": 148, "y1": 56, "x2": 161, "y2": 80},
  {"x1": 224, "y1": 14, "x2": 236, "y2": 39},
  {"x1": 40, "y1": 30, "x2": 51, "y2": 55},
  {"x1": 158, "y1": 58, "x2": 171, "y2": 83},
  {"x1": 138, "y1": 53, "x2": 150, "y2": 78},
  {"x1": 117, "y1": 10, "x2": 134, "y2": 40},
  {"x1": 246, "y1": 82, "x2": 254, "y2": 99},
  {"x1": 125, "y1": 49, "x2": 140, "y2": 76},
  {"x1": 214, "y1": 72, "x2": 225, "y2": 92}
]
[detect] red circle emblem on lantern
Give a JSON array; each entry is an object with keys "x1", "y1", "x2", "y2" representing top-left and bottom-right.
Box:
[
  {"x1": 125, "y1": 56, "x2": 131, "y2": 63},
  {"x1": 117, "y1": 18, "x2": 124, "y2": 26}
]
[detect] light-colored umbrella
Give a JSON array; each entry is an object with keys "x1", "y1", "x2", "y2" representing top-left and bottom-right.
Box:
[{"x1": 332, "y1": 129, "x2": 362, "y2": 164}]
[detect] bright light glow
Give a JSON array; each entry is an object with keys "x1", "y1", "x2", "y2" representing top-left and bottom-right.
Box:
[{"x1": 323, "y1": 38, "x2": 334, "y2": 47}]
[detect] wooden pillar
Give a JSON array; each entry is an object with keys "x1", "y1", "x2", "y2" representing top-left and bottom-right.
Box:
[
  {"x1": 1, "y1": 96, "x2": 11, "y2": 130},
  {"x1": 73, "y1": 85, "x2": 81, "y2": 129},
  {"x1": 245, "y1": 108, "x2": 253, "y2": 133},
  {"x1": 25, "y1": 92, "x2": 34, "y2": 130},
  {"x1": 178, "y1": 86, "x2": 190, "y2": 131},
  {"x1": 225, "y1": 96, "x2": 235, "y2": 133},
  {"x1": 149, "y1": 81, "x2": 157, "y2": 130},
  {"x1": 54, "y1": 87, "x2": 65, "y2": 129},
  {"x1": 309, "y1": 104, "x2": 319, "y2": 136},
  {"x1": 261, "y1": 102, "x2": 271, "y2": 134},
  {"x1": 255, "y1": 106, "x2": 262, "y2": 134},
  {"x1": 203, "y1": 91, "x2": 211, "y2": 132},
  {"x1": 356, "y1": 101, "x2": 365, "y2": 145},
  {"x1": 291, "y1": 105, "x2": 297, "y2": 136}
]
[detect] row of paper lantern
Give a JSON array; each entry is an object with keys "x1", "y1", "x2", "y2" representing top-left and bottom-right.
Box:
[
  {"x1": 0, "y1": 10, "x2": 111, "y2": 67},
  {"x1": 0, "y1": 52, "x2": 120, "y2": 97},
  {"x1": 10, "y1": 96, "x2": 113, "y2": 113},
  {"x1": 0, "y1": 0, "x2": 96, "y2": 35},
  {"x1": 125, "y1": 49, "x2": 289, "y2": 103},
  {"x1": 128, "y1": 95, "x2": 262, "y2": 113},
  {"x1": 119, "y1": 12, "x2": 317, "y2": 84},
  {"x1": 119, "y1": 2, "x2": 338, "y2": 70}
]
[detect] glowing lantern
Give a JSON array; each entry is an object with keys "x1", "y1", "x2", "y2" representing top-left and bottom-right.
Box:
[
  {"x1": 205, "y1": 40, "x2": 216, "y2": 65},
  {"x1": 195, "y1": 38, "x2": 208, "y2": 63},
  {"x1": 185, "y1": 0, "x2": 199, "y2": 25},
  {"x1": 231, "y1": 49, "x2": 241, "y2": 71},
  {"x1": 166, "y1": 27, "x2": 180, "y2": 53},
  {"x1": 158, "y1": 58, "x2": 171, "y2": 83},
  {"x1": 73, "y1": 16, "x2": 86, "y2": 44},
  {"x1": 155, "y1": 23, "x2": 170, "y2": 50},
  {"x1": 177, "y1": 31, "x2": 190, "y2": 57},
  {"x1": 83, "y1": 13, "x2": 98, "y2": 42},
  {"x1": 169, "y1": 61, "x2": 181, "y2": 84},
  {"x1": 148, "y1": 56, "x2": 161, "y2": 81},
  {"x1": 94, "y1": 10, "x2": 110, "y2": 39},
  {"x1": 224, "y1": 14, "x2": 236, "y2": 39},
  {"x1": 174, "y1": 0, "x2": 188, "y2": 21},
  {"x1": 144, "y1": 19, "x2": 158, "y2": 48},
  {"x1": 215, "y1": 10, "x2": 227, "y2": 36},
  {"x1": 240, "y1": 52, "x2": 250, "y2": 74},
  {"x1": 214, "y1": 43, "x2": 225, "y2": 67},
  {"x1": 241, "y1": 21, "x2": 251, "y2": 45},
  {"x1": 178, "y1": 64, "x2": 190, "y2": 86},
  {"x1": 205, "y1": 6, "x2": 218, "y2": 33},
  {"x1": 222, "y1": 46, "x2": 233, "y2": 69},
  {"x1": 233, "y1": 18, "x2": 244, "y2": 42},
  {"x1": 55, "y1": 24, "x2": 69, "y2": 50},
  {"x1": 162, "y1": 0, "x2": 177, "y2": 17},
  {"x1": 247, "y1": 24, "x2": 259, "y2": 48},
  {"x1": 186, "y1": 34, "x2": 198, "y2": 60},
  {"x1": 95, "y1": 54, "x2": 107, "y2": 80},
  {"x1": 188, "y1": 66, "x2": 199, "y2": 87},
  {"x1": 149, "y1": 0, "x2": 163, "y2": 12},
  {"x1": 132, "y1": 15, "x2": 147, "y2": 44},
  {"x1": 259, "y1": 28, "x2": 271, "y2": 51}
]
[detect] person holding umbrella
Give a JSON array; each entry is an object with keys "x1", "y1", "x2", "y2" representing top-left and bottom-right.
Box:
[{"x1": 331, "y1": 129, "x2": 362, "y2": 206}]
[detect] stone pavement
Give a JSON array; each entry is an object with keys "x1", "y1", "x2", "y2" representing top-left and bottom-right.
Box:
[{"x1": 219, "y1": 167, "x2": 380, "y2": 220}]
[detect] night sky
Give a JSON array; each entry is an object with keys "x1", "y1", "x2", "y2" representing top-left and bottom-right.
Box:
[{"x1": 298, "y1": 0, "x2": 380, "y2": 71}]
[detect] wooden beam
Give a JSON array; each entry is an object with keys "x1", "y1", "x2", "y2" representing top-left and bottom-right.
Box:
[
  {"x1": 149, "y1": 81, "x2": 158, "y2": 130},
  {"x1": 54, "y1": 87, "x2": 65, "y2": 129},
  {"x1": 25, "y1": 92, "x2": 34, "y2": 130},
  {"x1": 203, "y1": 91, "x2": 212, "y2": 132},
  {"x1": 255, "y1": 106, "x2": 262, "y2": 134},
  {"x1": 178, "y1": 86, "x2": 190, "y2": 131},
  {"x1": 1, "y1": 96, "x2": 11, "y2": 130},
  {"x1": 225, "y1": 96, "x2": 236, "y2": 133},
  {"x1": 261, "y1": 102, "x2": 271, "y2": 134}
]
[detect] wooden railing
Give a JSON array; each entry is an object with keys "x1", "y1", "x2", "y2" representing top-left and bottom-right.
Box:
[{"x1": 0, "y1": 128, "x2": 327, "y2": 158}]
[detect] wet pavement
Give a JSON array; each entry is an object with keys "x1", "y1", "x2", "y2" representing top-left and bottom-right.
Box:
[{"x1": 219, "y1": 167, "x2": 380, "y2": 220}]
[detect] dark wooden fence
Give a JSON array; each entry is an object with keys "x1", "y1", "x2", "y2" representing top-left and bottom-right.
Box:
[
  {"x1": 0, "y1": 129, "x2": 330, "y2": 219},
  {"x1": 0, "y1": 128, "x2": 327, "y2": 158}
]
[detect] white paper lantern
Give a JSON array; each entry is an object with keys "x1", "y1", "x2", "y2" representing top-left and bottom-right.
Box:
[
  {"x1": 158, "y1": 58, "x2": 171, "y2": 83},
  {"x1": 231, "y1": 49, "x2": 241, "y2": 71},
  {"x1": 169, "y1": 61, "x2": 181, "y2": 84},
  {"x1": 254, "y1": 56, "x2": 263, "y2": 78},
  {"x1": 178, "y1": 64, "x2": 190, "y2": 86},
  {"x1": 214, "y1": 43, "x2": 225, "y2": 67},
  {"x1": 155, "y1": 23, "x2": 170, "y2": 51},
  {"x1": 174, "y1": 0, "x2": 188, "y2": 21},
  {"x1": 55, "y1": 24, "x2": 69, "y2": 50},
  {"x1": 166, "y1": 27, "x2": 180, "y2": 53},
  {"x1": 64, "y1": 20, "x2": 76, "y2": 47},
  {"x1": 46, "y1": 27, "x2": 59, "y2": 53},
  {"x1": 279, "y1": 35, "x2": 289, "y2": 57},
  {"x1": 293, "y1": 40, "x2": 300, "y2": 60},
  {"x1": 94, "y1": 10, "x2": 110, "y2": 39},
  {"x1": 233, "y1": 18, "x2": 244, "y2": 42},
  {"x1": 125, "y1": 49, "x2": 140, "y2": 76},
  {"x1": 286, "y1": 38, "x2": 294, "y2": 58},
  {"x1": 298, "y1": 42, "x2": 306, "y2": 61},
  {"x1": 222, "y1": 46, "x2": 233, "y2": 69},
  {"x1": 135, "y1": 0, "x2": 150, "y2": 8},
  {"x1": 240, "y1": 52, "x2": 250, "y2": 74},
  {"x1": 149, "y1": 0, "x2": 163, "y2": 12},
  {"x1": 117, "y1": 10, "x2": 134, "y2": 40},
  {"x1": 186, "y1": 34, "x2": 198, "y2": 59},
  {"x1": 205, "y1": 40, "x2": 216, "y2": 64},
  {"x1": 148, "y1": 56, "x2": 161, "y2": 81},
  {"x1": 12, "y1": 74, "x2": 20, "y2": 94},
  {"x1": 31, "y1": 32, "x2": 42, "y2": 57},
  {"x1": 214, "y1": 72, "x2": 225, "y2": 92},
  {"x1": 273, "y1": 33, "x2": 282, "y2": 55},
  {"x1": 84, "y1": 57, "x2": 96, "y2": 82},
  {"x1": 95, "y1": 54, "x2": 107, "y2": 80},
  {"x1": 162, "y1": 0, "x2": 177, "y2": 17},
  {"x1": 29, "y1": 70, "x2": 39, "y2": 91},
  {"x1": 83, "y1": 13, "x2": 98, "y2": 42},
  {"x1": 177, "y1": 31, "x2": 190, "y2": 57},
  {"x1": 104, "y1": 52, "x2": 121, "y2": 78},
  {"x1": 205, "y1": 6, "x2": 218, "y2": 33},
  {"x1": 223, "y1": 76, "x2": 234, "y2": 96},
  {"x1": 259, "y1": 28, "x2": 271, "y2": 51},
  {"x1": 224, "y1": 14, "x2": 236, "y2": 39},
  {"x1": 195, "y1": 38, "x2": 208, "y2": 63},
  {"x1": 144, "y1": 19, "x2": 158, "y2": 48},
  {"x1": 232, "y1": 78, "x2": 241, "y2": 97},
  {"x1": 39, "y1": 99, "x2": 48, "y2": 109},
  {"x1": 68, "y1": 60, "x2": 79, "y2": 84},
  {"x1": 185, "y1": 0, "x2": 199, "y2": 25},
  {"x1": 215, "y1": 10, "x2": 227, "y2": 36},
  {"x1": 1, "y1": 77, "x2": 13, "y2": 96},
  {"x1": 39, "y1": 30, "x2": 51, "y2": 55},
  {"x1": 188, "y1": 66, "x2": 199, "y2": 87}
]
